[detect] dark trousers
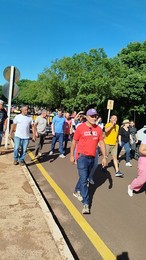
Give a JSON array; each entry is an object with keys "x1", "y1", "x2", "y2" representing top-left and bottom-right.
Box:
[
  {"x1": 35, "y1": 133, "x2": 46, "y2": 156},
  {"x1": 64, "y1": 134, "x2": 70, "y2": 154}
]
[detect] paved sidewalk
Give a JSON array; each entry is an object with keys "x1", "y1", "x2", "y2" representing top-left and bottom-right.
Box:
[{"x1": 0, "y1": 141, "x2": 74, "y2": 260}]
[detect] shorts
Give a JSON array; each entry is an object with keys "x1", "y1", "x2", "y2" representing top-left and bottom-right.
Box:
[{"x1": 106, "y1": 144, "x2": 118, "y2": 157}]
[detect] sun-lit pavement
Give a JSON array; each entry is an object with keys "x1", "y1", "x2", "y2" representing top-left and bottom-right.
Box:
[{"x1": 0, "y1": 141, "x2": 74, "y2": 260}]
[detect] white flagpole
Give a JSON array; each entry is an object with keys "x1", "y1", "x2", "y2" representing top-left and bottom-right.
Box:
[{"x1": 5, "y1": 66, "x2": 15, "y2": 149}]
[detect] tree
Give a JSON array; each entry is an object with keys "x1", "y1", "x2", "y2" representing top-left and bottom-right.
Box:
[
  {"x1": 8, "y1": 42, "x2": 146, "y2": 126},
  {"x1": 116, "y1": 41, "x2": 146, "y2": 119}
]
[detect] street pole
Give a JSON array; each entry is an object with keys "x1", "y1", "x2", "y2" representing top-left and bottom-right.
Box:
[
  {"x1": 5, "y1": 66, "x2": 15, "y2": 149},
  {"x1": 107, "y1": 109, "x2": 111, "y2": 123}
]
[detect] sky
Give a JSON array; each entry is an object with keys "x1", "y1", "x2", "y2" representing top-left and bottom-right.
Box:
[{"x1": 0, "y1": 0, "x2": 146, "y2": 85}]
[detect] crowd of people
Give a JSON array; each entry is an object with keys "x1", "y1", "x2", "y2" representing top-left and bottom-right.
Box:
[{"x1": 0, "y1": 100, "x2": 146, "y2": 214}]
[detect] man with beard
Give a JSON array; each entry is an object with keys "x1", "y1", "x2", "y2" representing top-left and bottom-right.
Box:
[{"x1": 70, "y1": 108, "x2": 106, "y2": 214}]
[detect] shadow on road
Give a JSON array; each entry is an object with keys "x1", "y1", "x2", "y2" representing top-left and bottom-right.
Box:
[
  {"x1": 116, "y1": 251, "x2": 129, "y2": 259},
  {"x1": 134, "y1": 182, "x2": 146, "y2": 194},
  {"x1": 89, "y1": 164, "x2": 113, "y2": 208},
  {"x1": 26, "y1": 148, "x2": 61, "y2": 166}
]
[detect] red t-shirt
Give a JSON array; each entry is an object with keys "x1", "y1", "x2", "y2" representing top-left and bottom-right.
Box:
[
  {"x1": 73, "y1": 122, "x2": 104, "y2": 160},
  {"x1": 64, "y1": 119, "x2": 72, "y2": 135}
]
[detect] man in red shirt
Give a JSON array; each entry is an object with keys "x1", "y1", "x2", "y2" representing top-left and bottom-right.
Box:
[{"x1": 70, "y1": 108, "x2": 106, "y2": 214}]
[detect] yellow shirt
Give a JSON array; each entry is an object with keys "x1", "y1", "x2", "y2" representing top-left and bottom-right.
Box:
[{"x1": 104, "y1": 123, "x2": 119, "y2": 145}]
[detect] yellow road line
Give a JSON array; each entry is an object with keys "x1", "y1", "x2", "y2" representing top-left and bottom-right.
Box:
[{"x1": 28, "y1": 151, "x2": 116, "y2": 260}]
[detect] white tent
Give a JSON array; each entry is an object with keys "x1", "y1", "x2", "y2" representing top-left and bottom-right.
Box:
[{"x1": 137, "y1": 125, "x2": 146, "y2": 142}]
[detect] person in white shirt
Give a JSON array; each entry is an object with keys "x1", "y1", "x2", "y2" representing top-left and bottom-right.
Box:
[{"x1": 9, "y1": 105, "x2": 35, "y2": 166}]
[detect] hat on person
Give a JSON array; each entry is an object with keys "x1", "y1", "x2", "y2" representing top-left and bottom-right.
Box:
[
  {"x1": 0, "y1": 100, "x2": 4, "y2": 104},
  {"x1": 86, "y1": 108, "x2": 98, "y2": 116},
  {"x1": 122, "y1": 119, "x2": 130, "y2": 124}
]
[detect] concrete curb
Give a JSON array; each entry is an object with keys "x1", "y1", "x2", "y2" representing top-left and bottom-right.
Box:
[
  {"x1": 10, "y1": 139, "x2": 74, "y2": 260},
  {"x1": 22, "y1": 164, "x2": 74, "y2": 260}
]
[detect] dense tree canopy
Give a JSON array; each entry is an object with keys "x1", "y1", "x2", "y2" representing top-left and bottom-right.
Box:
[{"x1": 1, "y1": 41, "x2": 146, "y2": 125}]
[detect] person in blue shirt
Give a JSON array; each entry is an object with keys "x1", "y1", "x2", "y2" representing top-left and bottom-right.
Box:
[{"x1": 49, "y1": 109, "x2": 66, "y2": 158}]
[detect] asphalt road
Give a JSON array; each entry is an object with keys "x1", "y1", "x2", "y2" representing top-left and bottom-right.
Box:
[{"x1": 25, "y1": 135, "x2": 146, "y2": 260}]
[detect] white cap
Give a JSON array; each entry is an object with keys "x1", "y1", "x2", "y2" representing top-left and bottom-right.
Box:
[{"x1": 0, "y1": 100, "x2": 4, "y2": 104}]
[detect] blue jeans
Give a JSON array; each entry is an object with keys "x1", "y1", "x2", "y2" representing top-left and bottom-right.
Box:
[
  {"x1": 88, "y1": 148, "x2": 99, "y2": 182},
  {"x1": 51, "y1": 133, "x2": 64, "y2": 154},
  {"x1": 14, "y1": 136, "x2": 29, "y2": 161},
  {"x1": 75, "y1": 155, "x2": 94, "y2": 205},
  {"x1": 119, "y1": 141, "x2": 130, "y2": 163},
  {"x1": 0, "y1": 131, "x2": 3, "y2": 146}
]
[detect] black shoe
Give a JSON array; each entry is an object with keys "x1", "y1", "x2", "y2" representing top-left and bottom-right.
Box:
[{"x1": 19, "y1": 161, "x2": 24, "y2": 166}]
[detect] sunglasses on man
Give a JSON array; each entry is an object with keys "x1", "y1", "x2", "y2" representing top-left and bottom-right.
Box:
[{"x1": 89, "y1": 114, "x2": 98, "y2": 118}]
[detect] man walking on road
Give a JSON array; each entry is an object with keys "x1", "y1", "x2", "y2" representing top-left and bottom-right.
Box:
[
  {"x1": 104, "y1": 115, "x2": 123, "y2": 177},
  {"x1": 64, "y1": 112, "x2": 72, "y2": 155},
  {"x1": 49, "y1": 109, "x2": 66, "y2": 158},
  {"x1": 0, "y1": 100, "x2": 7, "y2": 153},
  {"x1": 34, "y1": 109, "x2": 47, "y2": 158},
  {"x1": 70, "y1": 108, "x2": 106, "y2": 214},
  {"x1": 9, "y1": 105, "x2": 36, "y2": 166}
]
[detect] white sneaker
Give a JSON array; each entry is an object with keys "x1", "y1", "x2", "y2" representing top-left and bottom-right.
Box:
[
  {"x1": 73, "y1": 191, "x2": 83, "y2": 202},
  {"x1": 128, "y1": 185, "x2": 133, "y2": 197},
  {"x1": 126, "y1": 162, "x2": 132, "y2": 167},
  {"x1": 59, "y1": 154, "x2": 66, "y2": 158},
  {"x1": 82, "y1": 204, "x2": 90, "y2": 214},
  {"x1": 49, "y1": 151, "x2": 53, "y2": 155}
]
